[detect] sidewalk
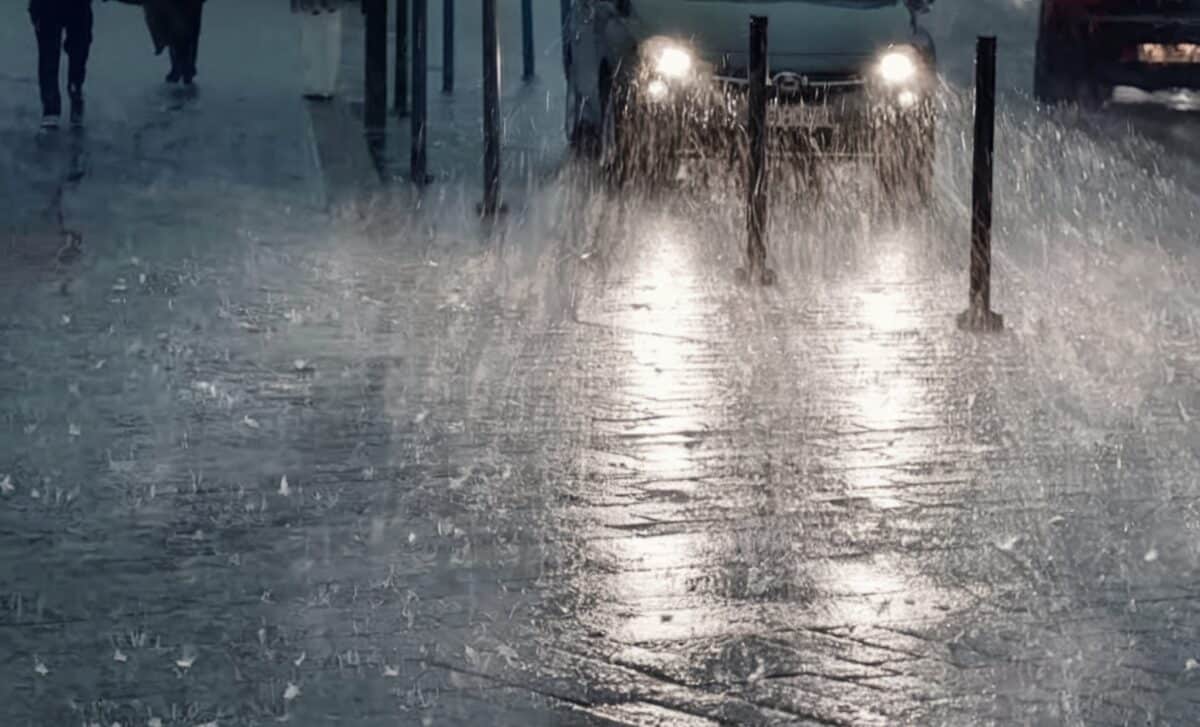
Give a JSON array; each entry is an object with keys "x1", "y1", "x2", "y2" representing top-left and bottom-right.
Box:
[
  {"x1": 2, "y1": 2, "x2": 1200, "y2": 725},
  {"x1": 336, "y1": 0, "x2": 569, "y2": 193}
]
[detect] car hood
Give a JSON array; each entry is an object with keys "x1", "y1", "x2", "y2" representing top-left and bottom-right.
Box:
[{"x1": 629, "y1": 0, "x2": 918, "y2": 68}]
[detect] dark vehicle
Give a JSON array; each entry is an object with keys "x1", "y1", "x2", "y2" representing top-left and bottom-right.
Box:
[
  {"x1": 1035, "y1": 0, "x2": 1200, "y2": 107},
  {"x1": 563, "y1": 0, "x2": 939, "y2": 198}
]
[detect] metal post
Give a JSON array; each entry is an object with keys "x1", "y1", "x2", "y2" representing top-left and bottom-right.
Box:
[
  {"x1": 521, "y1": 0, "x2": 535, "y2": 81},
  {"x1": 742, "y1": 15, "x2": 774, "y2": 285},
  {"x1": 364, "y1": 0, "x2": 388, "y2": 129},
  {"x1": 481, "y1": 0, "x2": 502, "y2": 217},
  {"x1": 411, "y1": 0, "x2": 429, "y2": 184},
  {"x1": 442, "y1": 0, "x2": 454, "y2": 93},
  {"x1": 395, "y1": 0, "x2": 408, "y2": 116},
  {"x1": 560, "y1": 0, "x2": 571, "y2": 71},
  {"x1": 958, "y1": 36, "x2": 1003, "y2": 331}
]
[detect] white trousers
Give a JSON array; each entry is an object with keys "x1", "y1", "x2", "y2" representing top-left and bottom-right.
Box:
[{"x1": 299, "y1": 10, "x2": 343, "y2": 98}]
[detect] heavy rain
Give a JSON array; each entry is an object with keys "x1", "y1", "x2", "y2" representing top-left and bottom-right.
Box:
[{"x1": 2, "y1": 0, "x2": 1200, "y2": 724}]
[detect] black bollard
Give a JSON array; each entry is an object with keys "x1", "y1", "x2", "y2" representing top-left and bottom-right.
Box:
[
  {"x1": 958, "y1": 36, "x2": 1004, "y2": 331},
  {"x1": 442, "y1": 0, "x2": 454, "y2": 93},
  {"x1": 395, "y1": 0, "x2": 408, "y2": 116},
  {"x1": 741, "y1": 15, "x2": 774, "y2": 285},
  {"x1": 364, "y1": 0, "x2": 389, "y2": 130},
  {"x1": 481, "y1": 0, "x2": 502, "y2": 218},
  {"x1": 411, "y1": 0, "x2": 429, "y2": 184},
  {"x1": 560, "y1": 0, "x2": 571, "y2": 71},
  {"x1": 522, "y1": 0, "x2": 535, "y2": 81}
]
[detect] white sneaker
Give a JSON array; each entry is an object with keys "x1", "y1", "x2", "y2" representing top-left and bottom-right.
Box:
[{"x1": 41, "y1": 115, "x2": 60, "y2": 130}]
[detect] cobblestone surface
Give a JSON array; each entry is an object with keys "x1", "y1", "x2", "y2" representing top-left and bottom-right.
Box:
[{"x1": 4, "y1": 2, "x2": 1200, "y2": 726}]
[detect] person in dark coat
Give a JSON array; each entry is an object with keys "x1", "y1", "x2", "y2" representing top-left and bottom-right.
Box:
[
  {"x1": 140, "y1": 0, "x2": 205, "y2": 84},
  {"x1": 28, "y1": 0, "x2": 102, "y2": 128}
]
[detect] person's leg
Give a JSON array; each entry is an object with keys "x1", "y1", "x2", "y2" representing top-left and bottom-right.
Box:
[
  {"x1": 301, "y1": 9, "x2": 339, "y2": 98},
  {"x1": 299, "y1": 11, "x2": 323, "y2": 97},
  {"x1": 181, "y1": 2, "x2": 203, "y2": 83},
  {"x1": 167, "y1": 45, "x2": 182, "y2": 82},
  {"x1": 324, "y1": 10, "x2": 343, "y2": 96},
  {"x1": 64, "y1": 4, "x2": 93, "y2": 123},
  {"x1": 142, "y1": 3, "x2": 179, "y2": 81},
  {"x1": 32, "y1": 11, "x2": 64, "y2": 118}
]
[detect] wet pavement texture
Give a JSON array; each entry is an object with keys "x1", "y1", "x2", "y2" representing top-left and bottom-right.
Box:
[{"x1": 4, "y1": 1, "x2": 1200, "y2": 726}]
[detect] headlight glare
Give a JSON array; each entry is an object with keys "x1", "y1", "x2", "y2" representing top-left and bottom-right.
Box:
[
  {"x1": 646, "y1": 78, "x2": 670, "y2": 101},
  {"x1": 655, "y1": 47, "x2": 693, "y2": 79},
  {"x1": 878, "y1": 51, "x2": 917, "y2": 85}
]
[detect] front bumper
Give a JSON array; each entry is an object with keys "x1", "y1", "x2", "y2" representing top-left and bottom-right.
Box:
[{"x1": 628, "y1": 72, "x2": 933, "y2": 158}]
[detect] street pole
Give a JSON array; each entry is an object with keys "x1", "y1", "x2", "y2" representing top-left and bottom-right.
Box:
[
  {"x1": 560, "y1": 0, "x2": 571, "y2": 71},
  {"x1": 958, "y1": 36, "x2": 1004, "y2": 331},
  {"x1": 411, "y1": 0, "x2": 429, "y2": 184},
  {"x1": 481, "y1": 0, "x2": 502, "y2": 218},
  {"x1": 442, "y1": 0, "x2": 455, "y2": 93},
  {"x1": 364, "y1": 0, "x2": 388, "y2": 130},
  {"x1": 742, "y1": 15, "x2": 774, "y2": 286},
  {"x1": 521, "y1": 0, "x2": 535, "y2": 81},
  {"x1": 395, "y1": 0, "x2": 408, "y2": 116}
]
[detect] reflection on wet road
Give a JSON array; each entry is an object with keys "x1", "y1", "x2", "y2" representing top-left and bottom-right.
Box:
[
  {"x1": 3, "y1": 174, "x2": 1200, "y2": 723},
  {"x1": 5, "y1": 67, "x2": 1200, "y2": 727}
]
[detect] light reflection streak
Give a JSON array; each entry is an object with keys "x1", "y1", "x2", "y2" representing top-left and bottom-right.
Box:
[
  {"x1": 593, "y1": 223, "x2": 714, "y2": 640},
  {"x1": 820, "y1": 247, "x2": 947, "y2": 623}
]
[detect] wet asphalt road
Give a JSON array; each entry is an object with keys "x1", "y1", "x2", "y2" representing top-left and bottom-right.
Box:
[{"x1": 4, "y1": 1, "x2": 1200, "y2": 726}]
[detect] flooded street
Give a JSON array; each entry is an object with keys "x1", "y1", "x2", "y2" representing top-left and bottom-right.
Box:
[{"x1": 3, "y1": 1, "x2": 1200, "y2": 725}]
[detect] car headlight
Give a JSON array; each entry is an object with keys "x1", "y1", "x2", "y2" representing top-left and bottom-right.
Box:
[
  {"x1": 645, "y1": 78, "x2": 671, "y2": 101},
  {"x1": 654, "y1": 46, "x2": 693, "y2": 79},
  {"x1": 878, "y1": 50, "x2": 918, "y2": 85}
]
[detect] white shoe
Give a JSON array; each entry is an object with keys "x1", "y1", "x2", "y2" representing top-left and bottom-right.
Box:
[{"x1": 41, "y1": 115, "x2": 60, "y2": 130}]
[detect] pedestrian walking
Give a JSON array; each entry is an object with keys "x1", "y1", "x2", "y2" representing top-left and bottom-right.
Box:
[
  {"x1": 158, "y1": 0, "x2": 205, "y2": 84},
  {"x1": 119, "y1": 0, "x2": 205, "y2": 84},
  {"x1": 293, "y1": 0, "x2": 348, "y2": 100},
  {"x1": 28, "y1": 0, "x2": 101, "y2": 129}
]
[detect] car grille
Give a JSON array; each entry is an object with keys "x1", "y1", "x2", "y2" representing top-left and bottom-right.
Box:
[{"x1": 711, "y1": 70, "x2": 867, "y2": 104}]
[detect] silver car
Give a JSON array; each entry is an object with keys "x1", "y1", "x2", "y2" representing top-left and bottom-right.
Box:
[{"x1": 564, "y1": 0, "x2": 938, "y2": 197}]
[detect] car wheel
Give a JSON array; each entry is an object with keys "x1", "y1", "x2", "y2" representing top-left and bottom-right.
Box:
[
  {"x1": 873, "y1": 115, "x2": 935, "y2": 209},
  {"x1": 1076, "y1": 80, "x2": 1112, "y2": 111},
  {"x1": 599, "y1": 68, "x2": 681, "y2": 189},
  {"x1": 1035, "y1": 7, "x2": 1097, "y2": 108},
  {"x1": 566, "y1": 83, "x2": 601, "y2": 158},
  {"x1": 599, "y1": 68, "x2": 632, "y2": 185},
  {"x1": 1034, "y1": 16, "x2": 1067, "y2": 104}
]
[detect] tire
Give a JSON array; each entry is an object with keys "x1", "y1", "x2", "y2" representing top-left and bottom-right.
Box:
[
  {"x1": 598, "y1": 67, "x2": 679, "y2": 189},
  {"x1": 566, "y1": 83, "x2": 601, "y2": 158},
  {"x1": 1036, "y1": 43, "x2": 1107, "y2": 109},
  {"x1": 1077, "y1": 81, "x2": 1113, "y2": 111},
  {"x1": 873, "y1": 113, "x2": 935, "y2": 208},
  {"x1": 1034, "y1": 1, "x2": 1105, "y2": 108},
  {"x1": 1034, "y1": 3, "x2": 1069, "y2": 104},
  {"x1": 1035, "y1": 40, "x2": 1087, "y2": 107},
  {"x1": 598, "y1": 67, "x2": 632, "y2": 185}
]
